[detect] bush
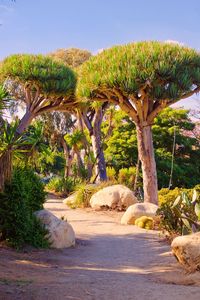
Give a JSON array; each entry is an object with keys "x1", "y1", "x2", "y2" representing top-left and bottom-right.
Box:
[
  {"x1": 106, "y1": 167, "x2": 116, "y2": 181},
  {"x1": 118, "y1": 167, "x2": 137, "y2": 188},
  {"x1": 157, "y1": 190, "x2": 200, "y2": 236},
  {"x1": 46, "y1": 176, "x2": 76, "y2": 194},
  {"x1": 158, "y1": 185, "x2": 200, "y2": 206},
  {"x1": 0, "y1": 167, "x2": 49, "y2": 249},
  {"x1": 69, "y1": 181, "x2": 115, "y2": 209},
  {"x1": 158, "y1": 188, "x2": 182, "y2": 205},
  {"x1": 46, "y1": 176, "x2": 63, "y2": 192}
]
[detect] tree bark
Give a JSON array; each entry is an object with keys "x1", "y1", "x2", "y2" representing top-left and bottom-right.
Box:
[
  {"x1": 60, "y1": 137, "x2": 71, "y2": 178},
  {"x1": 73, "y1": 146, "x2": 84, "y2": 177},
  {"x1": 133, "y1": 156, "x2": 140, "y2": 194},
  {"x1": 91, "y1": 108, "x2": 107, "y2": 181},
  {"x1": 82, "y1": 108, "x2": 107, "y2": 182},
  {"x1": 76, "y1": 109, "x2": 93, "y2": 180},
  {"x1": 16, "y1": 110, "x2": 34, "y2": 135},
  {"x1": 0, "y1": 150, "x2": 12, "y2": 192},
  {"x1": 136, "y1": 123, "x2": 158, "y2": 204}
]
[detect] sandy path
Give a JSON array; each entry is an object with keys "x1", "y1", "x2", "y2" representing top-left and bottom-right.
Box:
[{"x1": 1, "y1": 195, "x2": 200, "y2": 300}]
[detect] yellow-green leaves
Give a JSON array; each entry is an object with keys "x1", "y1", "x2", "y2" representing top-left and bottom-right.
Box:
[
  {"x1": 77, "y1": 41, "x2": 200, "y2": 102},
  {"x1": 0, "y1": 54, "x2": 77, "y2": 97}
]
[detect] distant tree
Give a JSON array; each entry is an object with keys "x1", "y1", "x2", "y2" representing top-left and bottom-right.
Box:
[
  {"x1": 103, "y1": 107, "x2": 200, "y2": 189},
  {"x1": 102, "y1": 109, "x2": 138, "y2": 171},
  {"x1": 48, "y1": 48, "x2": 91, "y2": 68},
  {"x1": 48, "y1": 48, "x2": 93, "y2": 178},
  {"x1": 49, "y1": 47, "x2": 106, "y2": 181},
  {"x1": 39, "y1": 111, "x2": 75, "y2": 178},
  {"x1": 78, "y1": 41, "x2": 200, "y2": 204},
  {"x1": 80, "y1": 101, "x2": 109, "y2": 181}
]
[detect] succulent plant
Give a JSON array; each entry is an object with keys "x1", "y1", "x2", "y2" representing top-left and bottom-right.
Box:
[{"x1": 157, "y1": 189, "x2": 200, "y2": 235}]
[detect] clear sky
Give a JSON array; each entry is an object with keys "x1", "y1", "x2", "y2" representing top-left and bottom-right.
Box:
[{"x1": 0, "y1": 0, "x2": 200, "y2": 108}]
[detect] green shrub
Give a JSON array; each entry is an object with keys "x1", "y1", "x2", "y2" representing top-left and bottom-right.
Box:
[
  {"x1": 118, "y1": 167, "x2": 137, "y2": 188},
  {"x1": 158, "y1": 188, "x2": 182, "y2": 205},
  {"x1": 0, "y1": 168, "x2": 49, "y2": 248},
  {"x1": 46, "y1": 177, "x2": 63, "y2": 192},
  {"x1": 157, "y1": 190, "x2": 200, "y2": 235},
  {"x1": 106, "y1": 167, "x2": 116, "y2": 181},
  {"x1": 69, "y1": 181, "x2": 115, "y2": 209},
  {"x1": 0, "y1": 167, "x2": 49, "y2": 249},
  {"x1": 46, "y1": 176, "x2": 76, "y2": 194},
  {"x1": 158, "y1": 185, "x2": 200, "y2": 206}
]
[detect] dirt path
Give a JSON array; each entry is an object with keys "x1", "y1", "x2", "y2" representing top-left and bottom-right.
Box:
[{"x1": 1, "y1": 195, "x2": 200, "y2": 300}]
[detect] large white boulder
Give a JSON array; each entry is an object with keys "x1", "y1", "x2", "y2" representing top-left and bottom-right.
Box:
[
  {"x1": 90, "y1": 184, "x2": 137, "y2": 210},
  {"x1": 121, "y1": 202, "x2": 158, "y2": 225},
  {"x1": 35, "y1": 209, "x2": 75, "y2": 249},
  {"x1": 171, "y1": 232, "x2": 200, "y2": 272}
]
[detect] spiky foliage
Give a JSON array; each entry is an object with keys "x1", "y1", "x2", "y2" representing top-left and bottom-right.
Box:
[
  {"x1": 78, "y1": 41, "x2": 200, "y2": 123},
  {"x1": 0, "y1": 85, "x2": 8, "y2": 114},
  {"x1": 64, "y1": 129, "x2": 84, "y2": 149},
  {"x1": 0, "y1": 54, "x2": 77, "y2": 114}
]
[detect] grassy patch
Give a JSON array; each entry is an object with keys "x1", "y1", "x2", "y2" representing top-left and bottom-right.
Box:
[{"x1": 0, "y1": 278, "x2": 33, "y2": 286}]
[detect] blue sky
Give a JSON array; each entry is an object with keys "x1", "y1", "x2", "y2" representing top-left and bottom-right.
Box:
[{"x1": 0, "y1": 0, "x2": 200, "y2": 108}]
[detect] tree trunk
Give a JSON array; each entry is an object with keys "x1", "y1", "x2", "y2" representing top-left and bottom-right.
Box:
[
  {"x1": 77, "y1": 109, "x2": 93, "y2": 180},
  {"x1": 136, "y1": 123, "x2": 158, "y2": 204},
  {"x1": 91, "y1": 108, "x2": 107, "y2": 182},
  {"x1": 16, "y1": 110, "x2": 34, "y2": 135},
  {"x1": 0, "y1": 150, "x2": 12, "y2": 192},
  {"x1": 61, "y1": 137, "x2": 71, "y2": 178},
  {"x1": 133, "y1": 157, "x2": 140, "y2": 194},
  {"x1": 74, "y1": 147, "x2": 84, "y2": 177}
]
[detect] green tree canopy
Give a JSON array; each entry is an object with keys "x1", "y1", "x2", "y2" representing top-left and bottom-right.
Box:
[
  {"x1": 78, "y1": 41, "x2": 200, "y2": 117},
  {"x1": 0, "y1": 54, "x2": 77, "y2": 134},
  {"x1": 1, "y1": 54, "x2": 76, "y2": 98}
]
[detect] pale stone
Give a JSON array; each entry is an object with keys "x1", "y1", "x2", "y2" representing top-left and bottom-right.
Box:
[
  {"x1": 35, "y1": 209, "x2": 75, "y2": 249},
  {"x1": 63, "y1": 193, "x2": 77, "y2": 205},
  {"x1": 121, "y1": 202, "x2": 158, "y2": 225},
  {"x1": 90, "y1": 184, "x2": 137, "y2": 210},
  {"x1": 171, "y1": 232, "x2": 200, "y2": 272}
]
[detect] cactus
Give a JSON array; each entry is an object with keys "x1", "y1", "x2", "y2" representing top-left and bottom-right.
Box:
[{"x1": 135, "y1": 216, "x2": 154, "y2": 230}]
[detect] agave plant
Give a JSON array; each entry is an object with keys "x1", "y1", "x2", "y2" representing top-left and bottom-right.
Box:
[
  {"x1": 0, "y1": 85, "x2": 8, "y2": 115},
  {"x1": 158, "y1": 189, "x2": 200, "y2": 235}
]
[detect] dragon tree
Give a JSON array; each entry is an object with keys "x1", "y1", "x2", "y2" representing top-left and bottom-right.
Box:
[
  {"x1": 77, "y1": 41, "x2": 200, "y2": 204},
  {"x1": 0, "y1": 54, "x2": 77, "y2": 134},
  {"x1": 0, "y1": 54, "x2": 77, "y2": 190}
]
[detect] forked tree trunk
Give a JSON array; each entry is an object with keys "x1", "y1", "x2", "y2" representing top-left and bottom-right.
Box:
[
  {"x1": 82, "y1": 108, "x2": 107, "y2": 182},
  {"x1": 136, "y1": 123, "x2": 158, "y2": 204}
]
